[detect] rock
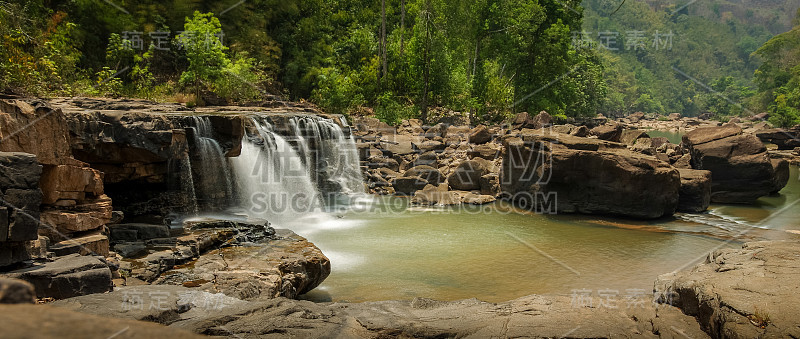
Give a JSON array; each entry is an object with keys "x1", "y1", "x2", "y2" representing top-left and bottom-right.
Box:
[
  {"x1": 366, "y1": 156, "x2": 400, "y2": 172},
  {"x1": 382, "y1": 134, "x2": 419, "y2": 155},
  {"x1": 49, "y1": 233, "x2": 110, "y2": 257},
  {"x1": 0, "y1": 304, "x2": 203, "y2": 338},
  {"x1": 39, "y1": 164, "x2": 103, "y2": 205},
  {"x1": 620, "y1": 130, "x2": 650, "y2": 145},
  {"x1": 391, "y1": 177, "x2": 429, "y2": 195},
  {"x1": 447, "y1": 159, "x2": 493, "y2": 191},
  {"x1": 684, "y1": 125, "x2": 784, "y2": 203},
  {"x1": 403, "y1": 165, "x2": 445, "y2": 186},
  {"x1": 52, "y1": 287, "x2": 709, "y2": 339},
  {"x1": 468, "y1": 125, "x2": 492, "y2": 144},
  {"x1": 749, "y1": 112, "x2": 769, "y2": 121},
  {"x1": 655, "y1": 241, "x2": 800, "y2": 339},
  {"x1": 156, "y1": 229, "x2": 330, "y2": 300},
  {"x1": 756, "y1": 128, "x2": 800, "y2": 150},
  {"x1": 672, "y1": 154, "x2": 692, "y2": 169},
  {"x1": 551, "y1": 124, "x2": 574, "y2": 134},
  {"x1": 676, "y1": 169, "x2": 711, "y2": 213},
  {"x1": 590, "y1": 122, "x2": 623, "y2": 142},
  {"x1": 628, "y1": 111, "x2": 646, "y2": 123},
  {"x1": 570, "y1": 125, "x2": 589, "y2": 137},
  {"x1": 0, "y1": 100, "x2": 72, "y2": 165},
  {"x1": 650, "y1": 137, "x2": 670, "y2": 150},
  {"x1": 412, "y1": 184, "x2": 462, "y2": 205},
  {"x1": 468, "y1": 143, "x2": 502, "y2": 160},
  {"x1": 669, "y1": 113, "x2": 682, "y2": 121},
  {"x1": 352, "y1": 117, "x2": 394, "y2": 135},
  {"x1": 109, "y1": 223, "x2": 170, "y2": 242},
  {"x1": 0, "y1": 152, "x2": 42, "y2": 190},
  {"x1": 398, "y1": 119, "x2": 424, "y2": 135},
  {"x1": 697, "y1": 112, "x2": 713, "y2": 120},
  {"x1": 529, "y1": 111, "x2": 553, "y2": 129},
  {"x1": 3, "y1": 254, "x2": 112, "y2": 299},
  {"x1": 770, "y1": 159, "x2": 789, "y2": 194},
  {"x1": 511, "y1": 111, "x2": 552, "y2": 129},
  {"x1": 502, "y1": 133, "x2": 680, "y2": 219},
  {"x1": 479, "y1": 174, "x2": 500, "y2": 196},
  {"x1": 0, "y1": 278, "x2": 35, "y2": 304},
  {"x1": 461, "y1": 192, "x2": 496, "y2": 205},
  {"x1": 727, "y1": 117, "x2": 741, "y2": 124},
  {"x1": 39, "y1": 195, "x2": 112, "y2": 239}
]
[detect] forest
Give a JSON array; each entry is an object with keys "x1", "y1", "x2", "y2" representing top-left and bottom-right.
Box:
[{"x1": 1, "y1": 0, "x2": 798, "y2": 126}]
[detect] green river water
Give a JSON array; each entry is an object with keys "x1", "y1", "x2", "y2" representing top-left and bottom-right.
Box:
[{"x1": 279, "y1": 165, "x2": 800, "y2": 303}]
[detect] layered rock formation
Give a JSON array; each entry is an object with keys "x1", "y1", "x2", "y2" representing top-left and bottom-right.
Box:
[
  {"x1": 501, "y1": 131, "x2": 680, "y2": 219},
  {"x1": 656, "y1": 241, "x2": 800, "y2": 338},
  {"x1": 683, "y1": 124, "x2": 789, "y2": 203},
  {"x1": 51, "y1": 285, "x2": 708, "y2": 338},
  {"x1": 1, "y1": 99, "x2": 110, "y2": 266}
]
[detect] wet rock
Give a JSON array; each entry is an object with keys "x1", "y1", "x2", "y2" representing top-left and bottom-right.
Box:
[
  {"x1": 655, "y1": 241, "x2": 800, "y2": 339},
  {"x1": 677, "y1": 169, "x2": 711, "y2": 213},
  {"x1": 109, "y1": 223, "x2": 170, "y2": 242},
  {"x1": 684, "y1": 125, "x2": 785, "y2": 203},
  {"x1": 3, "y1": 254, "x2": 112, "y2": 299}
]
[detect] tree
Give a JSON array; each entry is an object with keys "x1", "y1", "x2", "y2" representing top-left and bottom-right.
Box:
[{"x1": 176, "y1": 11, "x2": 230, "y2": 102}]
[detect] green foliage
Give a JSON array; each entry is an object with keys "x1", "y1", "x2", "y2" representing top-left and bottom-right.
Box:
[
  {"x1": 177, "y1": 11, "x2": 230, "y2": 98},
  {"x1": 753, "y1": 13, "x2": 800, "y2": 127}
]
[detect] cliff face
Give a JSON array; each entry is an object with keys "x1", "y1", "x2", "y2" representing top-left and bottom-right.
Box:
[{"x1": 0, "y1": 99, "x2": 109, "y2": 266}]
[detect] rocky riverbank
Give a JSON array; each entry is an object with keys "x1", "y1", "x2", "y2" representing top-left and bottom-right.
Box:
[
  {"x1": 0, "y1": 97, "x2": 798, "y2": 338},
  {"x1": 0, "y1": 239, "x2": 781, "y2": 338},
  {"x1": 353, "y1": 110, "x2": 792, "y2": 217}
]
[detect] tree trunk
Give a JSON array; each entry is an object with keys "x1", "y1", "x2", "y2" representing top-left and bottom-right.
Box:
[
  {"x1": 421, "y1": 0, "x2": 431, "y2": 124},
  {"x1": 381, "y1": 0, "x2": 387, "y2": 82},
  {"x1": 400, "y1": 0, "x2": 406, "y2": 58}
]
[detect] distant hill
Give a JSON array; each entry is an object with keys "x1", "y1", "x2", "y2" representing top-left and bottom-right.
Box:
[{"x1": 581, "y1": 0, "x2": 798, "y2": 116}]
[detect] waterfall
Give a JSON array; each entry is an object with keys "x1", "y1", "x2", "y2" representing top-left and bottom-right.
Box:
[
  {"x1": 289, "y1": 116, "x2": 364, "y2": 195},
  {"x1": 190, "y1": 116, "x2": 234, "y2": 210},
  {"x1": 230, "y1": 118, "x2": 321, "y2": 224}
]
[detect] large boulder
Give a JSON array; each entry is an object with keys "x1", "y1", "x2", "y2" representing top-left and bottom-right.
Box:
[
  {"x1": 447, "y1": 159, "x2": 494, "y2": 191},
  {"x1": 655, "y1": 241, "x2": 800, "y2": 339},
  {"x1": 468, "y1": 125, "x2": 492, "y2": 144},
  {"x1": 756, "y1": 128, "x2": 800, "y2": 150},
  {"x1": 3, "y1": 254, "x2": 112, "y2": 299},
  {"x1": 590, "y1": 122, "x2": 623, "y2": 142},
  {"x1": 502, "y1": 133, "x2": 680, "y2": 219},
  {"x1": 683, "y1": 125, "x2": 786, "y2": 203},
  {"x1": 676, "y1": 169, "x2": 711, "y2": 213},
  {"x1": 404, "y1": 165, "x2": 444, "y2": 186}
]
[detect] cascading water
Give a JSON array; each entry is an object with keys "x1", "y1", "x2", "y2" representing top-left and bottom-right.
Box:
[
  {"x1": 190, "y1": 116, "x2": 234, "y2": 210},
  {"x1": 290, "y1": 116, "x2": 364, "y2": 195},
  {"x1": 230, "y1": 117, "x2": 321, "y2": 224}
]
